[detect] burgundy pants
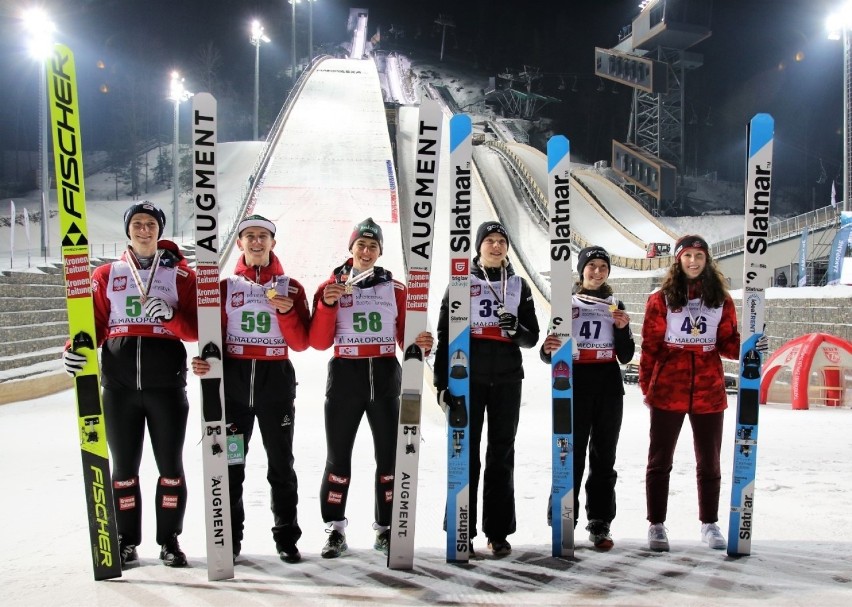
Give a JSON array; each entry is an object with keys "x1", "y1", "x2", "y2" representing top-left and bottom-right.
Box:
[{"x1": 645, "y1": 407, "x2": 724, "y2": 524}]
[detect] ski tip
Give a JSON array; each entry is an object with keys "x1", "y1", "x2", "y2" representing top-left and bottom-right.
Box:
[
  {"x1": 450, "y1": 114, "x2": 472, "y2": 149},
  {"x1": 547, "y1": 136, "x2": 570, "y2": 172}
]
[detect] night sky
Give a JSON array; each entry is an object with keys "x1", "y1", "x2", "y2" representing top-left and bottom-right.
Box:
[{"x1": 0, "y1": 0, "x2": 846, "y2": 211}]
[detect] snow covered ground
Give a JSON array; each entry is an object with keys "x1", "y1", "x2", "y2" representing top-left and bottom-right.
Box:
[{"x1": 2, "y1": 55, "x2": 852, "y2": 607}]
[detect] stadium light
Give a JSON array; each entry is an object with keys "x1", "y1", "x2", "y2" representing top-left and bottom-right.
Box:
[
  {"x1": 250, "y1": 20, "x2": 271, "y2": 141},
  {"x1": 22, "y1": 8, "x2": 55, "y2": 257},
  {"x1": 168, "y1": 71, "x2": 193, "y2": 237},
  {"x1": 827, "y1": 2, "x2": 852, "y2": 212}
]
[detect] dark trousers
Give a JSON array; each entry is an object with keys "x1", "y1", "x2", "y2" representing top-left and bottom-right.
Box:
[
  {"x1": 468, "y1": 380, "x2": 522, "y2": 541},
  {"x1": 573, "y1": 385, "x2": 623, "y2": 524},
  {"x1": 103, "y1": 386, "x2": 189, "y2": 546},
  {"x1": 227, "y1": 397, "x2": 301, "y2": 552},
  {"x1": 646, "y1": 407, "x2": 724, "y2": 524},
  {"x1": 320, "y1": 394, "x2": 398, "y2": 527}
]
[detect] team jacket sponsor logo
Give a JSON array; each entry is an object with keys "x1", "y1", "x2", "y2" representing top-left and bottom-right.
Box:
[
  {"x1": 327, "y1": 491, "x2": 343, "y2": 504},
  {"x1": 160, "y1": 477, "x2": 183, "y2": 487},
  {"x1": 328, "y1": 473, "x2": 349, "y2": 485}
]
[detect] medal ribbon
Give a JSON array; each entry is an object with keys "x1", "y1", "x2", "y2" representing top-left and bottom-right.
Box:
[
  {"x1": 478, "y1": 260, "x2": 507, "y2": 313},
  {"x1": 126, "y1": 246, "x2": 162, "y2": 303}
]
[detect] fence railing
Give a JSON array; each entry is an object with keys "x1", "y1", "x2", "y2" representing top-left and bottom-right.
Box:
[
  {"x1": 711, "y1": 205, "x2": 840, "y2": 258},
  {"x1": 480, "y1": 140, "x2": 672, "y2": 272}
]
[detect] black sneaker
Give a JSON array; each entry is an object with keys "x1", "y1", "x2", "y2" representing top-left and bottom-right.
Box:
[
  {"x1": 321, "y1": 530, "x2": 348, "y2": 559},
  {"x1": 374, "y1": 530, "x2": 390, "y2": 555},
  {"x1": 279, "y1": 548, "x2": 301, "y2": 563},
  {"x1": 277, "y1": 541, "x2": 302, "y2": 564},
  {"x1": 159, "y1": 534, "x2": 188, "y2": 567},
  {"x1": 487, "y1": 538, "x2": 512, "y2": 557},
  {"x1": 118, "y1": 536, "x2": 138, "y2": 569},
  {"x1": 586, "y1": 520, "x2": 614, "y2": 551}
]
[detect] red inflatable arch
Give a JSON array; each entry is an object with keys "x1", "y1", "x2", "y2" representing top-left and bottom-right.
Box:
[{"x1": 760, "y1": 333, "x2": 852, "y2": 410}]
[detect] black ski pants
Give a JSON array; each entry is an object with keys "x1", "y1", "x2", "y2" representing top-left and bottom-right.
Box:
[
  {"x1": 319, "y1": 356, "x2": 400, "y2": 528},
  {"x1": 468, "y1": 380, "x2": 522, "y2": 542},
  {"x1": 102, "y1": 386, "x2": 189, "y2": 546},
  {"x1": 572, "y1": 372, "x2": 624, "y2": 525},
  {"x1": 224, "y1": 358, "x2": 301, "y2": 553}
]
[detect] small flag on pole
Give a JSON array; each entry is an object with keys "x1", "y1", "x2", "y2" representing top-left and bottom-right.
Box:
[
  {"x1": 23, "y1": 207, "x2": 31, "y2": 268},
  {"x1": 9, "y1": 200, "x2": 15, "y2": 268},
  {"x1": 831, "y1": 180, "x2": 838, "y2": 209}
]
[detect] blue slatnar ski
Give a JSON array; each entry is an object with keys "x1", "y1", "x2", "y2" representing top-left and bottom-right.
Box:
[
  {"x1": 446, "y1": 114, "x2": 472, "y2": 563},
  {"x1": 547, "y1": 135, "x2": 575, "y2": 558},
  {"x1": 728, "y1": 113, "x2": 774, "y2": 556}
]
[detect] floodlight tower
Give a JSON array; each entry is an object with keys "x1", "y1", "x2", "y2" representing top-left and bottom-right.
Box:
[
  {"x1": 827, "y1": 2, "x2": 852, "y2": 212},
  {"x1": 251, "y1": 20, "x2": 271, "y2": 141},
  {"x1": 23, "y1": 8, "x2": 55, "y2": 257},
  {"x1": 168, "y1": 71, "x2": 193, "y2": 237},
  {"x1": 595, "y1": 0, "x2": 712, "y2": 214}
]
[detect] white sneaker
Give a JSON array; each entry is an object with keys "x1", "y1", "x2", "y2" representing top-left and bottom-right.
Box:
[
  {"x1": 701, "y1": 523, "x2": 726, "y2": 550},
  {"x1": 648, "y1": 523, "x2": 670, "y2": 552}
]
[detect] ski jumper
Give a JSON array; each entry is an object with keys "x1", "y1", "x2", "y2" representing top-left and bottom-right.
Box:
[
  {"x1": 639, "y1": 285, "x2": 740, "y2": 524},
  {"x1": 220, "y1": 251, "x2": 310, "y2": 554},
  {"x1": 434, "y1": 258, "x2": 539, "y2": 542},
  {"x1": 309, "y1": 261, "x2": 406, "y2": 528},
  {"x1": 540, "y1": 289, "x2": 635, "y2": 526},
  {"x1": 91, "y1": 240, "x2": 197, "y2": 546}
]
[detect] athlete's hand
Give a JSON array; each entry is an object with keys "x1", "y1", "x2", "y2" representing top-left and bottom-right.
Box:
[
  {"x1": 415, "y1": 331, "x2": 434, "y2": 355},
  {"x1": 269, "y1": 295, "x2": 294, "y2": 314},
  {"x1": 755, "y1": 334, "x2": 769, "y2": 354},
  {"x1": 63, "y1": 349, "x2": 88, "y2": 377},
  {"x1": 322, "y1": 282, "x2": 346, "y2": 306},
  {"x1": 144, "y1": 297, "x2": 174, "y2": 321},
  {"x1": 498, "y1": 312, "x2": 518, "y2": 335},
  {"x1": 190, "y1": 356, "x2": 210, "y2": 376},
  {"x1": 542, "y1": 334, "x2": 562, "y2": 355}
]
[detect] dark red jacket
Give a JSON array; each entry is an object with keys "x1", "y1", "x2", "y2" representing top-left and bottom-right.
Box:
[
  {"x1": 221, "y1": 251, "x2": 310, "y2": 353},
  {"x1": 639, "y1": 288, "x2": 740, "y2": 414},
  {"x1": 91, "y1": 240, "x2": 197, "y2": 390},
  {"x1": 309, "y1": 260, "x2": 406, "y2": 352}
]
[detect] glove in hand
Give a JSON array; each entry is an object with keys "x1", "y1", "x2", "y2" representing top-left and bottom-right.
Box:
[
  {"x1": 144, "y1": 297, "x2": 174, "y2": 321},
  {"x1": 63, "y1": 349, "x2": 87, "y2": 377},
  {"x1": 498, "y1": 312, "x2": 518, "y2": 334}
]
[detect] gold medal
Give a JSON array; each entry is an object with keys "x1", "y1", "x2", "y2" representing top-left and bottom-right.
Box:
[
  {"x1": 266, "y1": 288, "x2": 278, "y2": 300},
  {"x1": 609, "y1": 304, "x2": 617, "y2": 312},
  {"x1": 344, "y1": 284, "x2": 353, "y2": 294},
  {"x1": 691, "y1": 326, "x2": 700, "y2": 336}
]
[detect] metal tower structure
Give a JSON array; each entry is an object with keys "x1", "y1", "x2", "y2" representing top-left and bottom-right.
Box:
[{"x1": 595, "y1": 0, "x2": 712, "y2": 213}]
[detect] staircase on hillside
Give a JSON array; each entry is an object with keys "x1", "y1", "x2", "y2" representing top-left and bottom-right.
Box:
[
  {"x1": 0, "y1": 267, "x2": 71, "y2": 403},
  {"x1": 0, "y1": 242, "x2": 197, "y2": 405}
]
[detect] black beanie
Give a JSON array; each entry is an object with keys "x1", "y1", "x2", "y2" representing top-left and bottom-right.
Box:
[
  {"x1": 474, "y1": 221, "x2": 510, "y2": 254},
  {"x1": 124, "y1": 202, "x2": 166, "y2": 239},
  {"x1": 577, "y1": 246, "x2": 611, "y2": 275},
  {"x1": 349, "y1": 217, "x2": 383, "y2": 253}
]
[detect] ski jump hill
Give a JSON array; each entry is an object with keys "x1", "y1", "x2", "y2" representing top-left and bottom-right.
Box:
[{"x1": 226, "y1": 55, "x2": 679, "y2": 314}]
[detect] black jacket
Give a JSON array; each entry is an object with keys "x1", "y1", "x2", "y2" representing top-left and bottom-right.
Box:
[{"x1": 434, "y1": 257, "x2": 539, "y2": 391}]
